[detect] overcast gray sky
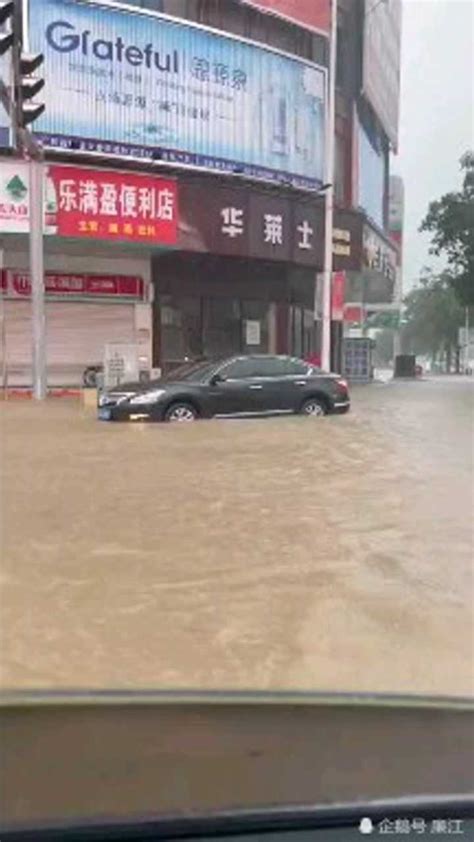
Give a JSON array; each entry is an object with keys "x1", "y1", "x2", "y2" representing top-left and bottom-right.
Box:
[{"x1": 393, "y1": 0, "x2": 474, "y2": 290}]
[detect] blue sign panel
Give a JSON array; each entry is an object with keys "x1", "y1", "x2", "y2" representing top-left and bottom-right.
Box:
[
  {"x1": 0, "y1": 110, "x2": 10, "y2": 148},
  {"x1": 28, "y1": 0, "x2": 326, "y2": 188}
]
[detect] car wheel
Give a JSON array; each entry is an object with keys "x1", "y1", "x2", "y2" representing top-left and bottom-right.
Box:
[
  {"x1": 299, "y1": 397, "x2": 328, "y2": 417},
  {"x1": 164, "y1": 402, "x2": 198, "y2": 423}
]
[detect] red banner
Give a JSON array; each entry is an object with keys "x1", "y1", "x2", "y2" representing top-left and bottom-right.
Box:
[
  {"x1": 331, "y1": 271, "x2": 346, "y2": 321},
  {"x1": 47, "y1": 166, "x2": 178, "y2": 245},
  {"x1": 242, "y1": 0, "x2": 330, "y2": 35},
  {"x1": 1, "y1": 270, "x2": 144, "y2": 300}
]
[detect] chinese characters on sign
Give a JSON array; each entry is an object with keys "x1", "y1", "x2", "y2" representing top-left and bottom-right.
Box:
[
  {"x1": 0, "y1": 270, "x2": 145, "y2": 300},
  {"x1": 363, "y1": 225, "x2": 397, "y2": 283},
  {"x1": 178, "y1": 182, "x2": 323, "y2": 265},
  {"x1": 264, "y1": 214, "x2": 284, "y2": 245},
  {"x1": 48, "y1": 165, "x2": 178, "y2": 244},
  {"x1": 333, "y1": 226, "x2": 352, "y2": 257},
  {"x1": 191, "y1": 56, "x2": 247, "y2": 90},
  {"x1": 221, "y1": 207, "x2": 244, "y2": 238}
]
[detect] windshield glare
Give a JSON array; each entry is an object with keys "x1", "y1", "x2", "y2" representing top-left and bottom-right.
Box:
[{"x1": 164, "y1": 361, "x2": 219, "y2": 382}]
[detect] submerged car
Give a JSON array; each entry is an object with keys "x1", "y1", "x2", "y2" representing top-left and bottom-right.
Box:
[{"x1": 97, "y1": 354, "x2": 350, "y2": 422}]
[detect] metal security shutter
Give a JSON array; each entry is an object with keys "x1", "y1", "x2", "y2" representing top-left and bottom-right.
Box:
[{"x1": 3, "y1": 300, "x2": 136, "y2": 385}]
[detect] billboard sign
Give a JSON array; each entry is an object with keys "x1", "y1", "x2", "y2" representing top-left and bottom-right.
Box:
[
  {"x1": 0, "y1": 160, "x2": 178, "y2": 244},
  {"x1": 362, "y1": 0, "x2": 402, "y2": 149},
  {"x1": 28, "y1": 0, "x2": 326, "y2": 189},
  {"x1": 241, "y1": 0, "x2": 330, "y2": 36}
]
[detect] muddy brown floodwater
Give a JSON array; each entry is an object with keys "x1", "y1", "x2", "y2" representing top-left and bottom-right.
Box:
[{"x1": 1, "y1": 377, "x2": 473, "y2": 695}]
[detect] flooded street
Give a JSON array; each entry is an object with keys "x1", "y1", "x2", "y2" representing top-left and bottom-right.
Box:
[{"x1": 1, "y1": 376, "x2": 473, "y2": 695}]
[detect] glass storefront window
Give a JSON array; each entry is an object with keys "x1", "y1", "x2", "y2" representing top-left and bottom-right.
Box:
[
  {"x1": 303, "y1": 308, "x2": 316, "y2": 357},
  {"x1": 160, "y1": 295, "x2": 202, "y2": 369},
  {"x1": 291, "y1": 305, "x2": 303, "y2": 358},
  {"x1": 203, "y1": 298, "x2": 242, "y2": 359},
  {"x1": 289, "y1": 305, "x2": 315, "y2": 359},
  {"x1": 159, "y1": 295, "x2": 273, "y2": 367}
]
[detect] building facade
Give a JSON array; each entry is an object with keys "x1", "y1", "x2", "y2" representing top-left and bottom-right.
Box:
[{"x1": 0, "y1": 0, "x2": 402, "y2": 385}]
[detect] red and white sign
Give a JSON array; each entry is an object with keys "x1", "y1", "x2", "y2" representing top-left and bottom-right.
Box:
[
  {"x1": 331, "y1": 271, "x2": 346, "y2": 321},
  {"x1": 242, "y1": 0, "x2": 330, "y2": 35},
  {"x1": 1, "y1": 270, "x2": 144, "y2": 300},
  {"x1": 0, "y1": 161, "x2": 178, "y2": 244},
  {"x1": 47, "y1": 166, "x2": 178, "y2": 244}
]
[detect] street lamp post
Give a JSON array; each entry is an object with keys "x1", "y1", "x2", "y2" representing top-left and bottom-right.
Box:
[{"x1": 321, "y1": 0, "x2": 337, "y2": 372}]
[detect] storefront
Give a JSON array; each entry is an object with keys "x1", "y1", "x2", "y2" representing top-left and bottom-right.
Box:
[
  {"x1": 331, "y1": 208, "x2": 399, "y2": 332},
  {"x1": 0, "y1": 161, "x2": 177, "y2": 386},
  {"x1": 1, "y1": 267, "x2": 150, "y2": 385},
  {"x1": 152, "y1": 179, "x2": 325, "y2": 372}
]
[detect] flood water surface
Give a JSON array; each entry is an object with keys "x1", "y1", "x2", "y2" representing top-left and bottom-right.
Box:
[{"x1": 1, "y1": 377, "x2": 473, "y2": 695}]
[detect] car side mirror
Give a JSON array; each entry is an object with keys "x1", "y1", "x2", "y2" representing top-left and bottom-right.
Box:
[{"x1": 210, "y1": 373, "x2": 225, "y2": 386}]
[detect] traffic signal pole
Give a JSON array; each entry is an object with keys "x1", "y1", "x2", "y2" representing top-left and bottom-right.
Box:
[
  {"x1": 10, "y1": 0, "x2": 47, "y2": 398},
  {"x1": 29, "y1": 156, "x2": 46, "y2": 399}
]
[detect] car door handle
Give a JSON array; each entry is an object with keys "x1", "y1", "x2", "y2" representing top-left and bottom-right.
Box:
[
  {"x1": 295, "y1": 381, "x2": 307, "y2": 386},
  {"x1": 249, "y1": 384, "x2": 263, "y2": 390}
]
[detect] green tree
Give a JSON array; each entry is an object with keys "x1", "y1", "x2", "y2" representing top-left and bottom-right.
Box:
[
  {"x1": 420, "y1": 151, "x2": 474, "y2": 305},
  {"x1": 402, "y1": 272, "x2": 465, "y2": 371}
]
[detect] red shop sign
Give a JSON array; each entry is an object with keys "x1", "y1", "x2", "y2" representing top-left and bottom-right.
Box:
[
  {"x1": 47, "y1": 165, "x2": 178, "y2": 245},
  {"x1": 2, "y1": 270, "x2": 144, "y2": 299},
  {"x1": 331, "y1": 271, "x2": 346, "y2": 321}
]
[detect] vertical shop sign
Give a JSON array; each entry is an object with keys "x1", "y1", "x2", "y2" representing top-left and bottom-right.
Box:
[{"x1": 331, "y1": 271, "x2": 346, "y2": 320}]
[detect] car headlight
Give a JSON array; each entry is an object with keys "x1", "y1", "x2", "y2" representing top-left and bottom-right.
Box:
[{"x1": 129, "y1": 389, "x2": 166, "y2": 405}]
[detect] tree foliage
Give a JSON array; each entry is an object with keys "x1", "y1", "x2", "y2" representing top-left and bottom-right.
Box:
[
  {"x1": 420, "y1": 151, "x2": 474, "y2": 305},
  {"x1": 402, "y1": 272, "x2": 464, "y2": 362}
]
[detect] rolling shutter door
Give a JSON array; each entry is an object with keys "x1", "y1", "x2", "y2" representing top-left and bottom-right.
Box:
[{"x1": 3, "y1": 300, "x2": 136, "y2": 384}]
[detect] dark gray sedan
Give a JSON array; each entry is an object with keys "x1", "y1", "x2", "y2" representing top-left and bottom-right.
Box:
[{"x1": 97, "y1": 355, "x2": 350, "y2": 422}]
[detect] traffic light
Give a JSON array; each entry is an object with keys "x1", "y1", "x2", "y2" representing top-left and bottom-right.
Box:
[
  {"x1": 17, "y1": 50, "x2": 45, "y2": 126},
  {"x1": 0, "y1": 0, "x2": 14, "y2": 56}
]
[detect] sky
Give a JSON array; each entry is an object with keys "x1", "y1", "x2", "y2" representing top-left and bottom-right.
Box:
[{"x1": 393, "y1": 0, "x2": 474, "y2": 290}]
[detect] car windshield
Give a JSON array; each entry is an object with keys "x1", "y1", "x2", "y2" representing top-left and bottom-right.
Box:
[{"x1": 164, "y1": 361, "x2": 220, "y2": 382}]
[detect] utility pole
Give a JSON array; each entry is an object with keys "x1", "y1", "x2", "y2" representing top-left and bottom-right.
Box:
[
  {"x1": 29, "y1": 154, "x2": 46, "y2": 398},
  {"x1": 321, "y1": 0, "x2": 337, "y2": 372}
]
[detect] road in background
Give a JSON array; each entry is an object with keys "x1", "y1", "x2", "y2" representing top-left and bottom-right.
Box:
[{"x1": 1, "y1": 377, "x2": 473, "y2": 695}]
